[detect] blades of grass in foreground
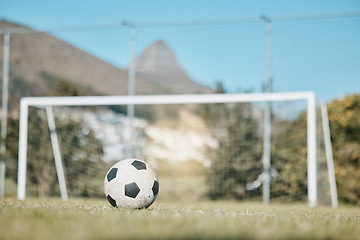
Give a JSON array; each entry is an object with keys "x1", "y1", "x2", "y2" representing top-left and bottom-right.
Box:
[{"x1": 1, "y1": 198, "x2": 360, "y2": 240}]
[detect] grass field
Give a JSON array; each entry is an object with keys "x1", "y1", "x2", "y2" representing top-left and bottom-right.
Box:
[{"x1": 1, "y1": 198, "x2": 360, "y2": 240}]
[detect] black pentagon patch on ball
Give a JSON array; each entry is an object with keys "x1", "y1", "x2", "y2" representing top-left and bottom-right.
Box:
[
  {"x1": 131, "y1": 160, "x2": 147, "y2": 170},
  {"x1": 152, "y1": 180, "x2": 159, "y2": 196},
  {"x1": 107, "y1": 195, "x2": 117, "y2": 207},
  {"x1": 125, "y1": 182, "x2": 140, "y2": 198},
  {"x1": 107, "y1": 168, "x2": 118, "y2": 182}
]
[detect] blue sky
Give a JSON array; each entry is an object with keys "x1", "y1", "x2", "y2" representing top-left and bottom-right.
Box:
[
  {"x1": 1, "y1": 1, "x2": 359, "y2": 27},
  {"x1": 1, "y1": 0, "x2": 360, "y2": 102}
]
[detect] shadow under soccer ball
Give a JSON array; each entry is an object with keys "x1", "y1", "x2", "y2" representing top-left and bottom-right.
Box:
[{"x1": 104, "y1": 158, "x2": 159, "y2": 209}]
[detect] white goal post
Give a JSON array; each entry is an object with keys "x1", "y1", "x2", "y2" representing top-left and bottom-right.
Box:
[{"x1": 17, "y1": 91, "x2": 318, "y2": 206}]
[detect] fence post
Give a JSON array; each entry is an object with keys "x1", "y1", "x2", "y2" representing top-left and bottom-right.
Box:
[
  {"x1": 261, "y1": 15, "x2": 272, "y2": 205},
  {"x1": 0, "y1": 32, "x2": 10, "y2": 198},
  {"x1": 126, "y1": 25, "x2": 137, "y2": 158}
]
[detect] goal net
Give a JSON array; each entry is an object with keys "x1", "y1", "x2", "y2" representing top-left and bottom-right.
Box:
[{"x1": 17, "y1": 92, "x2": 336, "y2": 206}]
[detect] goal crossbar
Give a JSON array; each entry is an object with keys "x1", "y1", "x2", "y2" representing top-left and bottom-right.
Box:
[{"x1": 17, "y1": 91, "x2": 317, "y2": 206}]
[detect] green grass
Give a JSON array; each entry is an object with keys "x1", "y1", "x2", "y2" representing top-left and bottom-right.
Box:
[{"x1": 1, "y1": 198, "x2": 360, "y2": 240}]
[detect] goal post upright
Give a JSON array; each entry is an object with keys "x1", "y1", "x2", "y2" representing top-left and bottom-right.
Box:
[
  {"x1": 17, "y1": 91, "x2": 318, "y2": 205},
  {"x1": 17, "y1": 98, "x2": 29, "y2": 200},
  {"x1": 307, "y1": 92, "x2": 317, "y2": 207}
]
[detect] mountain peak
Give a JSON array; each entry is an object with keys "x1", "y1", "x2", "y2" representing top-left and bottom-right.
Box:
[
  {"x1": 136, "y1": 40, "x2": 182, "y2": 74},
  {"x1": 136, "y1": 40, "x2": 210, "y2": 94}
]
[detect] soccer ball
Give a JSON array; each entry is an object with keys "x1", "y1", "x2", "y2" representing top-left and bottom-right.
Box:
[{"x1": 104, "y1": 158, "x2": 159, "y2": 209}]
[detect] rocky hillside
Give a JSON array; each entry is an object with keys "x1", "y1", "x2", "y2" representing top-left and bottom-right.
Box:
[
  {"x1": 0, "y1": 20, "x2": 211, "y2": 101},
  {"x1": 136, "y1": 40, "x2": 210, "y2": 94}
]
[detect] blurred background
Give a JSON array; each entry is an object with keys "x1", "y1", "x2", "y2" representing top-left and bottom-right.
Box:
[{"x1": 0, "y1": 1, "x2": 360, "y2": 206}]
